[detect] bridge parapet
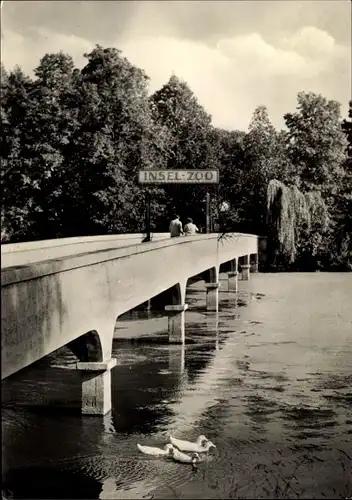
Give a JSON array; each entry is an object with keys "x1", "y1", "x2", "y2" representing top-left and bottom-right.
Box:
[{"x1": 1, "y1": 233, "x2": 170, "y2": 269}]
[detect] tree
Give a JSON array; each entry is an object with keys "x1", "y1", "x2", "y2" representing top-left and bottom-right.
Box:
[
  {"x1": 266, "y1": 179, "x2": 329, "y2": 269},
  {"x1": 241, "y1": 106, "x2": 287, "y2": 235},
  {"x1": 284, "y1": 92, "x2": 347, "y2": 196},
  {"x1": 1, "y1": 65, "x2": 36, "y2": 242},
  {"x1": 24, "y1": 52, "x2": 80, "y2": 239},
  {"x1": 332, "y1": 100, "x2": 352, "y2": 270},
  {"x1": 276, "y1": 92, "x2": 350, "y2": 269},
  {"x1": 211, "y1": 128, "x2": 246, "y2": 231},
  {"x1": 63, "y1": 46, "x2": 170, "y2": 235},
  {"x1": 151, "y1": 75, "x2": 220, "y2": 228},
  {"x1": 1, "y1": 55, "x2": 83, "y2": 241},
  {"x1": 151, "y1": 75, "x2": 213, "y2": 169},
  {"x1": 342, "y1": 100, "x2": 352, "y2": 158}
]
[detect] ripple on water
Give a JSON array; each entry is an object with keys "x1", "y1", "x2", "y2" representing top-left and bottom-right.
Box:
[
  {"x1": 247, "y1": 369, "x2": 289, "y2": 383},
  {"x1": 280, "y1": 406, "x2": 338, "y2": 433},
  {"x1": 314, "y1": 374, "x2": 352, "y2": 391}
]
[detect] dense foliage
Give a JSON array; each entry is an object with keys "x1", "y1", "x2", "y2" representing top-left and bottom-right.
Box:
[{"x1": 1, "y1": 46, "x2": 351, "y2": 270}]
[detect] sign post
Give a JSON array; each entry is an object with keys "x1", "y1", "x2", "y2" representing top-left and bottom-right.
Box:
[
  {"x1": 138, "y1": 169, "x2": 219, "y2": 239},
  {"x1": 143, "y1": 190, "x2": 152, "y2": 243},
  {"x1": 205, "y1": 191, "x2": 211, "y2": 234}
]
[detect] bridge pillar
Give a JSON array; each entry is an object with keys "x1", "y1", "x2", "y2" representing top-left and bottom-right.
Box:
[
  {"x1": 250, "y1": 253, "x2": 259, "y2": 273},
  {"x1": 227, "y1": 258, "x2": 238, "y2": 292},
  {"x1": 205, "y1": 282, "x2": 219, "y2": 311},
  {"x1": 229, "y1": 258, "x2": 237, "y2": 273},
  {"x1": 76, "y1": 358, "x2": 116, "y2": 415},
  {"x1": 241, "y1": 255, "x2": 250, "y2": 281},
  {"x1": 219, "y1": 274, "x2": 229, "y2": 292},
  {"x1": 165, "y1": 304, "x2": 188, "y2": 344},
  {"x1": 228, "y1": 271, "x2": 238, "y2": 292}
]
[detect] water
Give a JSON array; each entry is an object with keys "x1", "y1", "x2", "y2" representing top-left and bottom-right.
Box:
[{"x1": 2, "y1": 273, "x2": 352, "y2": 499}]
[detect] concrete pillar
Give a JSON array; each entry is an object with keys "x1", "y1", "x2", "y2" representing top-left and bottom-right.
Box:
[
  {"x1": 228, "y1": 271, "x2": 238, "y2": 292},
  {"x1": 250, "y1": 254, "x2": 259, "y2": 273},
  {"x1": 165, "y1": 304, "x2": 188, "y2": 344},
  {"x1": 241, "y1": 255, "x2": 250, "y2": 281},
  {"x1": 205, "y1": 282, "x2": 219, "y2": 311},
  {"x1": 258, "y1": 237, "x2": 268, "y2": 268},
  {"x1": 219, "y1": 274, "x2": 229, "y2": 292},
  {"x1": 229, "y1": 258, "x2": 237, "y2": 273},
  {"x1": 76, "y1": 358, "x2": 117, "y2": 416}
]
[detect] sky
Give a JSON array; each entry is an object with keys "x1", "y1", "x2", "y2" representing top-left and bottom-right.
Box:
[{"x1": 1, "y1": 0, "x2": 351, "y2": 131}]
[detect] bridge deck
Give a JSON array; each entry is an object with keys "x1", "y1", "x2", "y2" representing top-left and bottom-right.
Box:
[{"x1": 1, "y1": 233, "x2": 170, "y2": 269}]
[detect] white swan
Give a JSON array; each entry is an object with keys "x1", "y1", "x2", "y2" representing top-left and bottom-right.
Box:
[
  {"x1": 137, "y1": 443, "x2": 174, "y2": 457},
  {"x1": 170, "y1": 435, "x2": 216, "y2": 453},
  {"x1": 171, "y1": 447, "x2": 201, "y2": 466}
]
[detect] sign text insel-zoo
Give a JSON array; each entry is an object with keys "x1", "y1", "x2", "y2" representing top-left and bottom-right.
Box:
[{"x1": 138, "y1": 169, "x2": 219, "y2": 184}]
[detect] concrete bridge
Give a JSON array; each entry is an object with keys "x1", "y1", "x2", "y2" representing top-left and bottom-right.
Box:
[{"x1": 1, "y1": 232, "x2": 259, "y2": 416}]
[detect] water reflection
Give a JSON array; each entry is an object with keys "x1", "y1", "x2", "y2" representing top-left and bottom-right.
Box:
[
  {"x1": 111, "y1": 357, "x2": 176, "y2": 435},
  {"x1": 4, "y1": 466, "x2": 102, "y2": 499},
  {"x1": 99, "y1": 478, "x2": 117, "y2": 500},
  {"x1": 168, "y1": 345, "x2": 185, "y2": 375}
]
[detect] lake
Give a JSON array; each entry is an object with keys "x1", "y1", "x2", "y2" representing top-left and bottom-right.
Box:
[{"x1": 2, "y1": 272, "x2": 352, "y2": 499}]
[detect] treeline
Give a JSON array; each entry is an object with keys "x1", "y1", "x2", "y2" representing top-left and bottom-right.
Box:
[{"x1": 1, "y1": 45, "x2": 351, "y2": 270}]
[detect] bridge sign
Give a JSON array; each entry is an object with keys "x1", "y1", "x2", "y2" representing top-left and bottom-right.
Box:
[{"x1": 138, "y1": 169, "x2": 219, "y2": 184}]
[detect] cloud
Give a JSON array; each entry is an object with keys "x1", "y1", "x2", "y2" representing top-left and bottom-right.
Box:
[
  {"x1": 1, "y1": 24, "x2": 350, "y2": 131},
  {"x1": 118, "y1": 28, "x2": 350, "y2": 129},
  {"x1": 216, "y1": 33, "x2": 309, "y2": 77},
  {"x1": 283, "y1": 26, "x2": 336, "y2": 58},
  {"x1": 1, "y1": 27, "x2": 94, "y2": 74}
]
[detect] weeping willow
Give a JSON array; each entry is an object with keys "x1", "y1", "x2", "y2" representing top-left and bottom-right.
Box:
[{"x1": 266, "y1": 179, "x2": 329, "y2": 264}]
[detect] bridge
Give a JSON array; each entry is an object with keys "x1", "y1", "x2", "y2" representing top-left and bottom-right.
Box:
[{"x1": 1, "y1": 232, "x2": 259, "y2": 416}]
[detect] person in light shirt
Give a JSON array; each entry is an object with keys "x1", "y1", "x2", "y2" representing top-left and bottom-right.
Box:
[
  {"x1": 184, "y1": 218, "x2": 199, "y2": 236},
  {"x1": 169, "y1": 214, "x2": 184, "y2": 238}
]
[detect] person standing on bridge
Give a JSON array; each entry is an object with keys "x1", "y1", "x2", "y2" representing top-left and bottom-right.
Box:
[
  {"x1": 169, "y1": 214, "x2": 184, "y2": 238},
  {"x1": 184, "y1": 218, "x2": 199, "y2": 236}
]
